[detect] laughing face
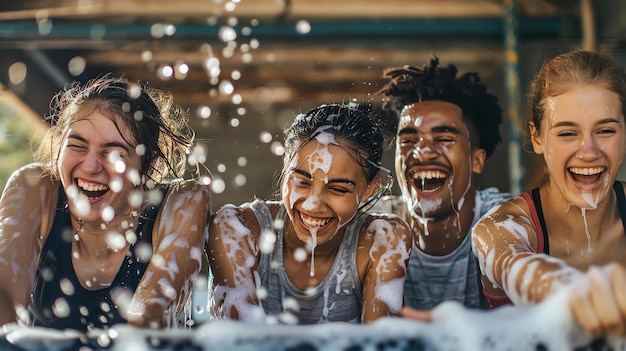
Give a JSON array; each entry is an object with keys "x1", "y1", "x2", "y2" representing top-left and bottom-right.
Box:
[
  {"x1": 531, "y1": 85, "x2": 625, "y2": 209},
  {"x1": 57, "y1": 107, "x2": 142, "y2": 224},
  {"x1": 281, "y1": 133, "x2": 375, "y2": 247},
  {"x1": 395, "y1": 100, "x2": 485, "y2": 219}
]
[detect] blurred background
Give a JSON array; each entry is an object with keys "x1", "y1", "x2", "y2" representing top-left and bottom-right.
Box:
[{"x1": 0, "y1": 0, "x2": 625, "y2": 210}]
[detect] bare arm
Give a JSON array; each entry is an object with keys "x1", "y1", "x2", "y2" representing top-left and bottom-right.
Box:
[
  {"x1": 471, "y1": 197, "x2": 583, "y2": 306},
  {"x1": 360, "y1": 214, "x2": 411, "y2": 323},
  {"x1": 207, "y1": 205, "x2": 262, "y2": 323},
  {"x1": 127, "y1": 179, "x2": 211, "y2": 328},
  {"x1": 0, "y1": 164, "x2": 56, "y2": 325},
  {"x1": 472, "y1": 190, "x2": 626, "y2": 337}
]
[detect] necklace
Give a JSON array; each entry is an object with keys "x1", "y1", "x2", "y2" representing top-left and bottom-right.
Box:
[{"x1": 70, "y1": 211, "x2": 140, "y2": 246}]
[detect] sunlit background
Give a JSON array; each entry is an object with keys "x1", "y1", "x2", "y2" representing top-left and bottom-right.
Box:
[{"x1": 1, "y1": 0, "x2": 625, "y2": 211}]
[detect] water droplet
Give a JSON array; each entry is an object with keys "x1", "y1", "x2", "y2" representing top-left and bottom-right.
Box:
[
  {"x1": 109, "y1": 176, "x2": 123, "y2": 193},
  {"x1": 141, "y1": 50, "x2": 153, "y2": 62},
  {"x1": 271, "y1": 141, "x2": 284, "y2": 156},
  {"x1": 128, "y1": 84, "x2": 142, "y2": 99},
  {"x1": 211, "y1": 178, "x2": 226, "y2": 194},
  {"x1": 135, "y1": 144, "x2": 146, "y2": 156},
  {"x1": 237, "y1": 156, "x2": 247, "y2": 167},
  {"x1": 150, "y1": 23, "x2": 166, "y2": 38},
  {"x1": 8, "y1": 62, "x2": 27, "y2": 85},
  {"x1": 259, "y1": 229, "x2": 276, "y2": 254},
  {"x1": 219, "y1": 26, "x2": 237, "y2": 42},
  {"x1": 60, "y1": 278, "x2": 75, "y2": 296},
  {"x1": 157, "y1": 65, "x2": 174, "y2": 80},
  {"x1": 218, "y1": 80, "x2": 234, "y2": 95},
  {"x1": 127, "y1": 169, "x2": 141, "y2": 186},
  {"x1": 101, "y1": 206, "x2": 115, "y2": 222},
  {"x1": 125, "y1": 230, "x2": 137, "y2": 244},
  {"x1": 256, "y1": 286, "x2": 268, "y2": 300},
  {"x1": 259, "y1": 131, "x2": 272, "y2": 143},
  {"x1": 53, "y1": 298, "x2": 70, "y2": 318},
  {"x1": 90, "y1": 24, "x2": 106, "y2": 40},
  {"x1": 100, "y1": 302, "x2": 111, "y2": 313},
  {"x1": 106, "y1": 231, "x2": 127, "y2": 251},
  {"x1": 295, "y1": 20, "x2": 311, "y2": 34},
  {"x1": 197, "y1": 105, "x2": 211, "y2": 119},
  {"x1": 234, "y1": 174, "x2": 246, "y2": 187},
  {"x1": 134, "y1": 110, "x2": 144, "y2": 121},
  {"x1": 293, "y1": 248, "x2": 307, "y2": 262},
  {"x1": 38, "y1": 18, "x2": 52, "y2": 35},
  {"x1": 68, "y1": 56, "x2": 86, "y2": 76},
  {"x1": 128, "y1": 190, "x2": 143, "y2": 208}
]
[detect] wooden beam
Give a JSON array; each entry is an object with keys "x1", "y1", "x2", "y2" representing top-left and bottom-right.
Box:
[
  {"x1": 0, "y1": 0, "x2": 560, "y2": 21},
  {"x1": 0, "y1": 83, "x2": 47, "y2": 132}
]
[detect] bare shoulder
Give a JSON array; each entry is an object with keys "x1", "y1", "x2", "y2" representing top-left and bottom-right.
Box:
[
  {"x1": 165, "y1": 178, "x2": 212, "y2": 203},
  {"x1": 2, "y1": 163, "x2": 58, "y2": 210},
  {"x1": 360, "y1": 212, "x2": 411, "y2": 247},
  {"x1": 472, "y1": 193, "x2": 539, "y2": 251},
  {"x1": 365, "y1": 212, "x2": 410, "y2": 230},
  {"x1": 212, "y1": 204, "x2": 248, "y2": 225},
  {"x1": 5, "y1": 163, "x2": 57, "y2": 191},
  {"x1": 211, "y1": 202, "x2": 263, "y2": 238},
  {"x1": 476, "y1": 194, "x2": 532, "y2": 225}
]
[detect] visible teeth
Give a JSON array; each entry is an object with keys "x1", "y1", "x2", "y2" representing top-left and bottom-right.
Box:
[
  {"x1": 569, "y1": 167, "x2": 604, "y2": 175},
  {"x1": 411, "y1": 170, "x2": 447, "y2": 180},
  {"x1": 300, "y1": 214, "x2": 331, "y2": 228},
  {"x1": 77, "y1": 179, "x2": 109, "y2": 192}
]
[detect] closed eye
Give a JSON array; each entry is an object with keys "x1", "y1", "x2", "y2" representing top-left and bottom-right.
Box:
[
  {"x1": 329, "y1": 187, "x2": 350, "y2": 195},
  {"x1": 67, "y1": 143, "x2": 86, "y2": 149},
  {"x1": 557, "y1": 131, "x2": 577, "y2": 137},
  {"x1": 597, "y1": 128, "x2": 616, "y2": 135}
]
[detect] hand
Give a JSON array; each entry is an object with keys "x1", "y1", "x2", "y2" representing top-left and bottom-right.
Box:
[
  {"x1": 402, "y1": 306, "x2": 432, "y2": 322},
  {"x1": 569, "y1": 263, "x2": 626, "y2": 337}
]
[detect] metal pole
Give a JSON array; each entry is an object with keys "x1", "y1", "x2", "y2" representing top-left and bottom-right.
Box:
[{"x1": 503, "y1": 0, "x2": 524, "y2": 194}]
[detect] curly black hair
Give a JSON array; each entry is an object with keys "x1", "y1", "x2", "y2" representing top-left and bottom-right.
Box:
[{"x1": 376, "y1": 56, "x2": 503, "y2": 158}]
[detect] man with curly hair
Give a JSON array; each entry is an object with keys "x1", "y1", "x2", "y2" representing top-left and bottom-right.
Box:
[{"x1": 372, "y1": 56, "x2": 512, "y2": 315}]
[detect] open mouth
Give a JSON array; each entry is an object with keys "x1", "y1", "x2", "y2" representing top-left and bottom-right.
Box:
[
  {"x1": 409, "y1": 169, "x2": 448, "y2": 192},
  {"x1": 299, "y1": 212, "x2": 332, "y2": 231},
  {"x1": 77, "y1": 178, "x2": 109, "y2": 199},
  {"x1": 568, "y1": 167, "x2": 605, "y2": 186}
]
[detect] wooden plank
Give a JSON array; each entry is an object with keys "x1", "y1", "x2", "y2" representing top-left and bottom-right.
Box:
[{"x1": 0, "y1": 0, "x2": 560, "y2": 21}]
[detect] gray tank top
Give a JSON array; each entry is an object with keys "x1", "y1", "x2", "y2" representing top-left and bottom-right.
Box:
[{"x1": 251, "y1": 200, "x2": 365, "y2": 324}]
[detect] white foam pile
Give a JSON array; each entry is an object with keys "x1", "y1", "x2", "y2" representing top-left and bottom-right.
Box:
[{"x1": 2, "y1": 289, "x2": 624, "y2": 351}]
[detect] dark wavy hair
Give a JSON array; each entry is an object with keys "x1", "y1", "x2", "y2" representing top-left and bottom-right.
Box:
[
  {"x1": 34, "y1": 75, "x2": 195, "y2": 185},
  {"x1": 376, "y1": 56, "x2": 503, "y2": 158},
  {"x1": 280, "y1": 103, "x2": 392, "y2": 208}
]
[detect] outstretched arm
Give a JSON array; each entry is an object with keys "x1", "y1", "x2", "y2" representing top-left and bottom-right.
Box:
[
  {"x1": 207, "y1": 205, "x2": 262, "y2": 323},
  {"x1": 360, "y1": 214, "x2": 411, "y2": 323},
  {"x1": 471, "y1": 198, "x2": 626, "y2": 337},
  {"x1": 0, "y1": 164, "x2": 55, "y2": 326},
  {"x1": 128, "y1": 179, "x2": 211, "y2": 328},
  {"x1": 471, "y1": 198, "x2": 582, "y2": 306}
]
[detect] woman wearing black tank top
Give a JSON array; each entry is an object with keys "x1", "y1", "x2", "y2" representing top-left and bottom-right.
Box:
[
  {"x1": 0, "y1": 76, "x2": 211, "y2": 330},
  {"x1": 473, "y1": 50, "x2": 626, "y2": 339}
]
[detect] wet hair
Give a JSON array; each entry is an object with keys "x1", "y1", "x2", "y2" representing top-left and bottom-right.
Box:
[
  {"x1": 281, "y1": 103, "x2": 392, "y2": 208},
  {"x1": 376, "y1": 56, "x2": 503, "y2": 158},
  {"x1": 527, "y1": 49, "x2": 626, "y2": 136},
  {"x1": 33, "y1": 75, "x2": 195, "y2": 185}
]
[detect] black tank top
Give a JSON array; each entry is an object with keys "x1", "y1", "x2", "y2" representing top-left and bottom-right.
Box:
[
  {"x1": 30, "y1": 185, "x2": 166, "y2": 331},
  {"x1": 527, "y1": 181, "x2": 626, "y2": 254}
]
